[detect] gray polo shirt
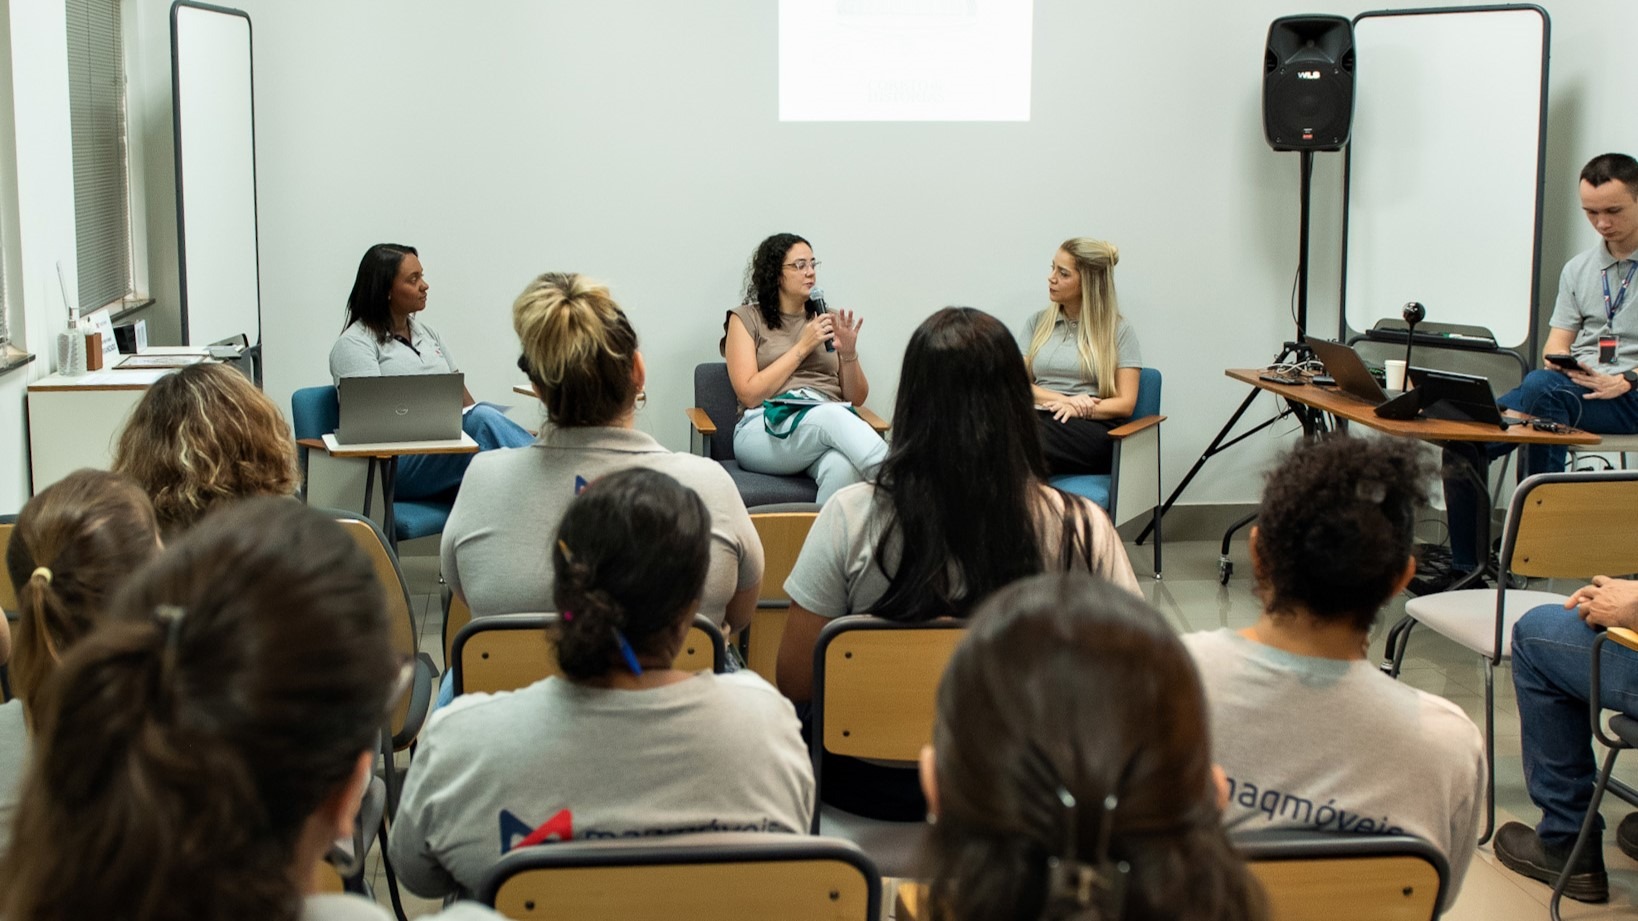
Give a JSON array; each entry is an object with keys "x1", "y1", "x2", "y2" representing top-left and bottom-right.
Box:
[
  {"x1": 439, "y1": 426, "x2": 763, "y2": 626},
  {"x1": 329, "y1": 320, "x2": 459, "y2": 384},
  {"x1": 0, "y1": 698, "x2": 26, "y2": 858},
  {"x1": 1549, "y1": 242, "x2": 1638, "y2": 374},
  {"x1": 1019, "y1": 310, "x2": 1142, "y2": 396}
]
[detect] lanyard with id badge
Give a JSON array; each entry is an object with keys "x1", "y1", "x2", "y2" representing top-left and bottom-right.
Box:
[{"x1": 1598, "y1": 261, "x2": 1638, "y2": 364}]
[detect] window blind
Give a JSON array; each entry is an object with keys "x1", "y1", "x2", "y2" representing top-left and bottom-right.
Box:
[{"x1": 66, "y1": 0, "x2": 132, "y2": 313}]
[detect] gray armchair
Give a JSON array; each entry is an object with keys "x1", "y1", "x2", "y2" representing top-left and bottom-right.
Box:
[{"x1": 687, "y1": 362, "x2": 888, "y2": 508}]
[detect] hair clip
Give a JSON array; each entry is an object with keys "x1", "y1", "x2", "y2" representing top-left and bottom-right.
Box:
[
  {"x1": 557, "y1": 539, "x2": 574, "y2": 562},
  {"x1": 1044, "y1": 788, "x2": 1130, "y2": 919},
  {"x1": 614, "y1": 629, "x2": 644, "y2": 676},
  {"x1": 30, "y1": 566, "x2": 52, "y2": 585},
  {"x1": 561, "y1": 610, "x2": 574, "y2": 622}
]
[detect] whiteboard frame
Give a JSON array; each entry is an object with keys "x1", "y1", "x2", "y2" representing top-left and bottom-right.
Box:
[
  {"x1": 170, "y1": 0, "x2": 262, "y2": 350},
  {"x1": 1340, "y1": 5, "x2": 1549, "y2": 356}
]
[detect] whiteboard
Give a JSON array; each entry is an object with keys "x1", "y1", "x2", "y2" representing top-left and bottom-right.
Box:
[
  {"x1": 1342, "y1": 6, "x2": 1547, "y2": 348},
  {"x1": 171, "y1": 1, "x2": 261, "y2": 348}
]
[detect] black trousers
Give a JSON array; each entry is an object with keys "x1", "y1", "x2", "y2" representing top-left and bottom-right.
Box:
[{"x1": 1036, "y1": 413, "x2": 1117, "y2": 476}]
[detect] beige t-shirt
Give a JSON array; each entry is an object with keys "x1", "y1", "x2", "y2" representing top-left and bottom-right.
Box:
[
  {"x1": 722, "y1": 305, "x2": 843, "y2": 402},
  {"x1": 785, "y1": 482, "x2": 1140, "y2": 618}
]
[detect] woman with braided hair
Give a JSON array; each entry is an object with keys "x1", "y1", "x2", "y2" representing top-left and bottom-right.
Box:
[
  {"x1": 0, "y1": 469, "x2": 161, "y2": 857},
  {"x1": 919, "y1": 572, "x2": 1265, "y2": 921},
  {"x1": 392, "y1": 468, "x2": 812, "y2": 900}
]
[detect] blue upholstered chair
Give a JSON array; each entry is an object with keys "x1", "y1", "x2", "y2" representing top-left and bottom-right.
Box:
[
  {"x1": 1048, "y1": 367, "x2": 1165, "y2": 577},
  {"x1": 290, "y1": 385, "x2": 453, "y2": 544},
  {"x1": 687, "y1": 363, "x2": 888, "y2": 508}
]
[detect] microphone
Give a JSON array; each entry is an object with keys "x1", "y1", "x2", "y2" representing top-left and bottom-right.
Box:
[
  {"x1": 808, "y1": 287, "x2": 835, "y2": 352},
  {"x1": 1401, "y1": 301, "x2": 1426, "y2": 375}
]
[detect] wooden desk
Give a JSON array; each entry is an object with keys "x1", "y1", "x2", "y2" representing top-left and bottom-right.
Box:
[
  {"x1": 1227, "y1": 368, "x2": 1597, "y2": 589},
  {"x1": 321, "y1": 433, "x2": 478, "y2": 549},
  {"x1": 1225, "y1": 369, "x2": 1601, "y2": 446}
]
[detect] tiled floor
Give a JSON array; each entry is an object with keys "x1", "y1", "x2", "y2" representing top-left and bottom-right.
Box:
[{"x1": 371, "y1": 537, "x2": 1638, "y2": 920}]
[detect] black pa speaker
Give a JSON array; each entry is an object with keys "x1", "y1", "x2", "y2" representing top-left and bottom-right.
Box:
[{"x1": 1263, "y1": 15, "x2": 1355, "y2": 151}]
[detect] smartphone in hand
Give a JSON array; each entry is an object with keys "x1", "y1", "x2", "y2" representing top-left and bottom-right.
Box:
[{"x1": 1545, "y1": 353, "x2": 1583, "y2": 372}]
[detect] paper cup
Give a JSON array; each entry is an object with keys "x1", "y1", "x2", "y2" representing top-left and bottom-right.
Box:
[{"x1": 1384, "y1": 359, "x2": 1408, "y2": 392}]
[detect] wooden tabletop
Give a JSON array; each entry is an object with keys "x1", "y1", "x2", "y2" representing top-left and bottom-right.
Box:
[
  {"x1": 1226, "y1": 368, "x2": 1602, "y2": 446},
  {"x1": 320, "y1": 432, "x2": 480, "y2": 457}
]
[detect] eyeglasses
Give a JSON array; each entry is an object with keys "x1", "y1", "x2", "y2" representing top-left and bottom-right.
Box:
[{"x1": 783, "y1": 259, "x2": 821, "y2": 272}]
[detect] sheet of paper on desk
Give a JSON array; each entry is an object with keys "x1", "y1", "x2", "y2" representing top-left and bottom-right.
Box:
[
  {"x1": 75, "y1": 368, "x2": 172, "y2": 386},
  {"x1": 464, "y1": 400, "x2": 512, "y2": 415}
]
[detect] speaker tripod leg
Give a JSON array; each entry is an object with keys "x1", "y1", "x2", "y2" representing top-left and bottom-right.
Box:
[{"x1": 1135, "y1": 345, "x2": 1302, "y2": 547}]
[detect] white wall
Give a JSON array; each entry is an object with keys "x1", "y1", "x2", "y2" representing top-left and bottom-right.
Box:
[
  {"x1": 6, "y1": 0, "x2": 1634, "y2": 512},
  {"x1": 0, "y1": 0, "x2": 81, "y2": 512}
]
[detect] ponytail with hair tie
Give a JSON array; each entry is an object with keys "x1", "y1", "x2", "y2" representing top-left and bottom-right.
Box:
[{"x1": 31, "y1": 566, "x2": 52, "y2": 584}]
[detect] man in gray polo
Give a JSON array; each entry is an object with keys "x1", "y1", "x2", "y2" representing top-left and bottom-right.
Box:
[{"x1": 1439, "y1": 153, "x2": 1638, "y2": 581}]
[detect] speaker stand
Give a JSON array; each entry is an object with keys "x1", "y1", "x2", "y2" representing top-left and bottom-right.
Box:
[{"x1": 1134, "y1": 151, "x2": 1323, "y2": 567}]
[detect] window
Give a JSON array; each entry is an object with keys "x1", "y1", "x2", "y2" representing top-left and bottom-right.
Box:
[{"x1": 65, "y1": 0, "x2": 133, "y2": 313}]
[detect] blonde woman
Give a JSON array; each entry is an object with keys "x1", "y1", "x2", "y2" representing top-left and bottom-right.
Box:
[
  {"x1": 440, "y1": 272, "x2": 761, "y2": 632},
  {"x1": 112, "y1": 363, "x2": 300, "y2": 537},
  {"x1": 1022, "y1": 238, "x2": 1143, "y2": 476}
]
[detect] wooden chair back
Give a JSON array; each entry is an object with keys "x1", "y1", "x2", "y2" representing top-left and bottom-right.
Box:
[
  {"x1": 444, "y1": 588, "x2": 472, "y2": 667},
  {"x1": 453, "y1": 613, "x2": 726, "y2": 695},
  {"x1": 1504, "y1": 471, "x2": 1638, "y2": 579},
  {"x1": 812, "y1": 617, "x2": 965, "y2": 763},
  {"x1": 1239, "y1": 831, "x2": 1447, "y2": 921},
  {"x1": 330, "y1": 515, "x2": 421, "y2": 742},
  {"x1": 478, "y1": 832, "x2": 880, "y2": 921},
  {"x1": 0, "y1": 520, "x2": 16, "y2": 614},
  {"x1": 745, "y1": 509, "x2": 819, "y2": 683}
]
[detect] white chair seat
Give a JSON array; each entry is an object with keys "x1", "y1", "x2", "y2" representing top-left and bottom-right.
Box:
[{"x1": 1403, "y1": 589, "x2": 1568, "y2": 658}]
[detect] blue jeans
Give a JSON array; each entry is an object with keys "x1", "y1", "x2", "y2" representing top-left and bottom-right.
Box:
[
  {"x1": 1512, "y1": 604, "x2": 1638, "y2": 851},
  {"x1": 397, "y1": 404, "x2": 535, "y2": 500},
  {"x1": 1443, "y1": 371, "x2": 1638, "y2": 569}
]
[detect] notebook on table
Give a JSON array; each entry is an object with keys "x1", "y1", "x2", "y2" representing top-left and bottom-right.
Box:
[{"x1": 336, "y1": 373, "x2": 465, "y2": 445}]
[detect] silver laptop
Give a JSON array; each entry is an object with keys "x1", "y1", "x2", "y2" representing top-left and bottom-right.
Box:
[
  {"x1": 1305, "y1": 337, "x2": 1392, "y2": 404},
  {"x1": 336, "y1": 373, "x2": 464, "y2": 444}
]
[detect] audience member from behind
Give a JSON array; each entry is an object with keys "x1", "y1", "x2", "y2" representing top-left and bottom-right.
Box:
[
  {"x1": 442, "y1": 272, "x2": 762, "y2": 632},
  {"x1": 778, "y1": 307, "x2": 1139, "y2": 702},
  {"x1": 921, "y1": 573, "x2": 1266, "y2": 921},
  {"x1": 1023, "y1": 238, "x2": 1144, "y2": 476},
  {"x1": 394, "y1": 469, "x2": 813, "y2": 900},
  {"x1": 721, "y1": 232, "x2": 887, "y2": 502},
  {"x1": 112, "y1": 362, "x2": 299, "y2": 537},
  {"x1": 0, "y1": 499, "x2": 500, "y2": 921},
  {"x1": 1183, "y1": 436, "x2": 1483, "y2": 911},
  {"x1": 0, "y1": 470, "x2": 161, "y2": 857}
]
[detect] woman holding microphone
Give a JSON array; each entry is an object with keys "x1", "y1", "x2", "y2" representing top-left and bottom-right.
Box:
[{"x1": 721, "y1": 233, "x2": 886, "y2": 503}]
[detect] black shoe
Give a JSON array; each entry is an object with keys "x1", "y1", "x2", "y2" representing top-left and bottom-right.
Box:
[
  {"x1": 1493, "y1": 821, "x2": 1609, "y2": 903},
  {"x1": 1617, "y1": 812, "x2": 1638, "y2": 864}
]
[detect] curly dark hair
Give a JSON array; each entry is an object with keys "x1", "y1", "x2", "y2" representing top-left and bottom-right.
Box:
[
  {"x1": 740, "y1": 232, "x2": 810, "y2": 331},
  {"x1": 1255, "y1": 436, "x2": 1430, "y2": 630}
]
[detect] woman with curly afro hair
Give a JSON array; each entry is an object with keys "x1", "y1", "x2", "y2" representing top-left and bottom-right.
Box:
[{"x1": 1180, "y1": 435, "x2": 1485, "y2": 913}]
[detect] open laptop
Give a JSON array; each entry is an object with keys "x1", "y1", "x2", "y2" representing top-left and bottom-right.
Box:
[
  {"x1": 1305, "y1": 337, "x2": 1392, "y2": 405},
  {"x1": 336, "y1": 373, "x2": 465, "y2": 444},
  {"x1": 1407, "y1": 367, "x2": 1520, "y2": 431}
]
